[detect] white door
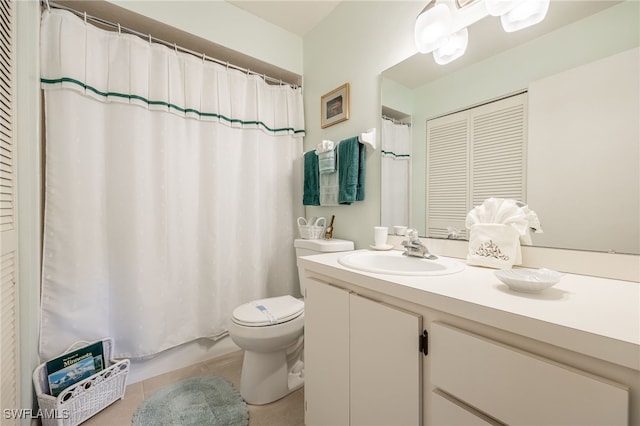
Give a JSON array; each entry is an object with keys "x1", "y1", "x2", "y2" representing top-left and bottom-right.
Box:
[
  {"x1": 0, "y1": 0, "x2": 19, "y2": 423},
  {"x1": 350, "y1": 294, "x2": 423, "y2": 426},
  {"x1": 304, "y1": 278, "x2": 350, "y2": 426}
]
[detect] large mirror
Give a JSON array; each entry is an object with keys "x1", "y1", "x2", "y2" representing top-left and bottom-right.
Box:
[{"x1": 381, "y1": 0, "x2": 639, "y2": 255}]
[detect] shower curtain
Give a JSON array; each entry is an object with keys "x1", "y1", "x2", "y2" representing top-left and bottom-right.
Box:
[
  {"x1": 381, "y1": 118, "x2": 411, "y2": 229},
  {"x1": 39, "y1": 10, "x2": 305, "y2": 359}
]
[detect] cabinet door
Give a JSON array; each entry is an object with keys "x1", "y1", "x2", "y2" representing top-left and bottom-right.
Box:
[
  {"x1": 304, "y1": 278, "x2": 350, "y2": 426},
  {"x1": 350, "y1": 294, "x2": 423, "y2": 426}
]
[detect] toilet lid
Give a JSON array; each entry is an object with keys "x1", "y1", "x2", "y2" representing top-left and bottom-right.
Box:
[{"x1": 232, "y1": 295, "x2": 304, "y2": 327}]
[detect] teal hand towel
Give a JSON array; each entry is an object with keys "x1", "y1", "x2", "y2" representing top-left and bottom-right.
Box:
[
  {"x1": 356, "y1": 141, "x2": 366, "y2": 201},
  {"x1": 303, "y1": 150, "x2": 320, "y2": 206},
  {"x1": 338, "y1": 136, "x2": 365, "y2": 204}
]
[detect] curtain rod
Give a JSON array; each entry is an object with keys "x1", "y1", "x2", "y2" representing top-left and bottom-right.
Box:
[
  {"x1": 382, "y1": 115, "x2": 411, "y2": 126},
  {"x1": 42, "y1": 0, "x2": 300, "y2": 89}
]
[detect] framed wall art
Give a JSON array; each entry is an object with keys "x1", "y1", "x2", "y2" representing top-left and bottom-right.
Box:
[{"x1": 321, "y1": 83, "x2": 350, "y2": 128}]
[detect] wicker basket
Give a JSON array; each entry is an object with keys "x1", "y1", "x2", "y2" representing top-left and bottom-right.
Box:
[
  {"x1": 33, "y1": 338, "x2": 130, "y2": 426},
  {"x1": 297, "y1": 217, "x2": 326, "y2": 239},
  {"x1": 298, "y1": 224, "x2": 326, "y2": 239}
]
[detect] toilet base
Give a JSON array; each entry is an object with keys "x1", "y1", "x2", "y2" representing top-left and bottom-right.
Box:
[{"x1": 239, "y1": 349, "x2": 304, "y2": 405}]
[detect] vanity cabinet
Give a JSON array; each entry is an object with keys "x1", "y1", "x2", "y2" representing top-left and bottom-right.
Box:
[
  {"x1": 301, "y1": 258, "x2": 635, "y2": 426},
  {"x1": 304, "y1": 277, "x2": 423, "y2": 426},
  {"x1": 431, "y1": 322, "x2": 629, "y2": 425}
]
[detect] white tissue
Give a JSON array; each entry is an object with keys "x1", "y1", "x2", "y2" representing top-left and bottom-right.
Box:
[
  {"x1": 518, "y1": 204, "x2": 543, "y2": 245},
  {"x1": 465, "y1": 198, "x2": 530, "y2": 235}
]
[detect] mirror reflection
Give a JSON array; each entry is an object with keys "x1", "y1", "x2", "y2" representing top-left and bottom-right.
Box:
[
  {"x1": 380, "y1": 107, "x2": 412, "y2": 230},
  {"x1": 381, "y1": 1, "x2": 639, "y2": 254}
]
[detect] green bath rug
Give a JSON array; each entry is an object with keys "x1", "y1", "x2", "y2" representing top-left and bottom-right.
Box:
[{"x1": 131, "y1": 375, "x2": 249, "y2": 426}]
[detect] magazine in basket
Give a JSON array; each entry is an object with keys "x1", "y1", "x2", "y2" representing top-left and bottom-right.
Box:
[{"x1": 45, "y1": 341, "x2": 105, "y2": 397}]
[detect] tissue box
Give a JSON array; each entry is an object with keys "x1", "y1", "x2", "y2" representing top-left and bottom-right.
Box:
[{"x1": 467, "y1": 224, "x2": 522, "y2": 269}]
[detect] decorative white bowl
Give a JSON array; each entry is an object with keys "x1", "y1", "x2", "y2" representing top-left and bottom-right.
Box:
[{"x1": 494, "y1": 268, "x2": 564, "y2": 293}]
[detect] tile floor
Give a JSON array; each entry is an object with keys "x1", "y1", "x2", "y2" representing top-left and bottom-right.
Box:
[{"x1": 83, "y1": 350, "x2": 305, "y2": 426}]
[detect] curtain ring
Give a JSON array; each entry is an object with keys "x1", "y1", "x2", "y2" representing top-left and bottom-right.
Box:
[
  {"x1": 174, "y1": 43, "x2": 178, "y2": 54},
  {"x1": 202, "y1": 53, "x2": 206, "y2": 64},
  {"x1": 226, "y1": 61, "x2": 229, "y2": 70},
  {"x1": 148, "y1": 34, "x2": 152, "y2": 46},
  {"x1": 83, "y1": 12, "x2": 87, "y2": 24},
  {"x1": 117, "y1": 23, "x2": 121, "y2": 35}
]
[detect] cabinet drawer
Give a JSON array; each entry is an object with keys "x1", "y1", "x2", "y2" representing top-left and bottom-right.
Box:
[
  {"x1": 432, "y1": 390, "x2": 497, "y2": 426},
  {"x1": 431, "y1": 322, "x2": 628, "y2": 425}
]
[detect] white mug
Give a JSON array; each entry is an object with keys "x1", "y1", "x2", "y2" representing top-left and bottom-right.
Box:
[{"x1": 374, "y1": 226, "x2": 388, "y2": 247}]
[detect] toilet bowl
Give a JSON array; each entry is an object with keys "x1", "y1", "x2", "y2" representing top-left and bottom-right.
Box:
[{"x1": 229, "y1": 238, "x2": 354, "y2": 405}]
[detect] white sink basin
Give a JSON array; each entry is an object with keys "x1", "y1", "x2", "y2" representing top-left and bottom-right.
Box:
[{"x1": 338, "y1": 250, "x2": 464, "y2": 276}]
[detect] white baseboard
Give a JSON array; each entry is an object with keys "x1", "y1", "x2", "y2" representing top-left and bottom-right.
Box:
[{"x1": 126, "y1": 336, "x2": 240, "y2": 384}]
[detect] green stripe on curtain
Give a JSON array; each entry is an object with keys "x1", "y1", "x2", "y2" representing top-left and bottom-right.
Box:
[
  {"x1": 381, "y1": 150, "x2": 411, "y2": 158},
  {"x1": 41, "y1": 77, "x2": 305, "y2": 135}
]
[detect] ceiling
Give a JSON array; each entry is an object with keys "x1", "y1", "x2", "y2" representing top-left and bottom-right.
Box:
[
  {"x1": 66, "y1": 0, "x2": 623, "y2": 88},
  {"x1": 224, "y1": 1, "x2": 622, "y2": 89},
  {"x1": 226, "y1": 1, "x2": 342, "y2": 36}
]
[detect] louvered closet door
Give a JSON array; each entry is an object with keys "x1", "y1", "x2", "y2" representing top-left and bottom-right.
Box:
[
  {"x1": 470, "y1": 94, "x2": 527, "y2": 206},
  {"x1": 0, "y1": 0, "x2": 19, "y2": 422},
  {"x1": 426, "y1": 93, "x2": 527, "y2": 238},
  {"x1": 426, "y1": 112, "x2": 469, "y2": 239}
]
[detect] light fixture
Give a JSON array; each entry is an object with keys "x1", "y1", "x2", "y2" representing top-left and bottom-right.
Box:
[
  {"x1": 414, "y1": 0, "x2": 550, "y2": 65},
  {"x1": 500, "y1": 0, "x2": 550, "y2": 32},
  {"x1": 433, "y1": 28, "x2": 469, "y2": 65},
  {"x1": 414, "y1": 2, "x2": 453, "y2": 54},
  {"x1": 485, "y1": 0, "x2": 550, "y2": 31},
  {"x1": 485, "y1": 0, "x2": 516, "y2": 16}
]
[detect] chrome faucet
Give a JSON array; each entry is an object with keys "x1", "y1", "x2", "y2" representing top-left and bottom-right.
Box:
[{"x1": 402, "y1": 229, "x2": 437, "y2": 260}]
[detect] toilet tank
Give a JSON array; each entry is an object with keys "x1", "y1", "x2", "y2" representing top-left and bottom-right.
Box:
[{"x1": 294, "y1": 238, "x2": 354, "y2": 294}]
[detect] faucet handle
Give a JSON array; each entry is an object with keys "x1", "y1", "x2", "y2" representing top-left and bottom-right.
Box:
[{"x1": 406, "y1": 228, "x2": 419, "y2": 241}]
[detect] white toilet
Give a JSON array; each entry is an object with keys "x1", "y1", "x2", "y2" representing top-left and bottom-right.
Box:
[{"x1": 229, "y1": 238, "x2": 354, "y2": 405}]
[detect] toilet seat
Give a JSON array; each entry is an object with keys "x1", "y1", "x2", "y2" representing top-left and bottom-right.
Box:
[{"x1": 232, "y1": 295, "x2": 304, "y2": 327}]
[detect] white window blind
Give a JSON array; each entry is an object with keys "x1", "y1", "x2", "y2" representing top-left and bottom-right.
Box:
[
  {"x1": 0, "y1": 0, "x2": 18, "y2": 421},
  {"x1": 426, "y1": 93, "x2": 527, "y2": 238}
]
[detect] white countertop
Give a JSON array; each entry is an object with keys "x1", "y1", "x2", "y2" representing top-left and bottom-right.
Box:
[{"x1": 299, "y1": 249, "x2": 640, "y2": 371}]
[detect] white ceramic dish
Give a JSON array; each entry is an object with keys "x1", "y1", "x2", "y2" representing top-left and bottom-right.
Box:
[{"x1": 495, "y1": 268, "x2": 564, "y2": 293}]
